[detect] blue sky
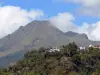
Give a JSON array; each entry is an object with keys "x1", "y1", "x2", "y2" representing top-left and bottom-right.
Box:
[
  {"x1": 3, "y1": 0, "x2": 76, "y2": 16},
  {"x1": 2, "y1": 0, "x2": 100, "y2": 25},
  {"x1": 0, "y1": 0, "x2": 100, "y2": 41}
]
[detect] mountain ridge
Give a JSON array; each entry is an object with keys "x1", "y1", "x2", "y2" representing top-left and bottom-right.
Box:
[
  {"x1": 0, "y1": 20, "x2": 99, "y2": 67},
  {"x1": 0, "y1": 20, "x2": 97, "y2": 54}
]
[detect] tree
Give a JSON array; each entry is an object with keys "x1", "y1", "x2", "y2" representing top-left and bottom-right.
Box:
[{"x1": 66, "y1": 42, "x2": 78, "y2": 56}]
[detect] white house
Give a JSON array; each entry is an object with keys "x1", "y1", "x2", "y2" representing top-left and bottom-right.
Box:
[
  {"x1": 49, "y1": 47, "x2": 60, "y2": 52},
  {"x1": 89, "y1": 44, "x2": 93, "y2": 47},
  {"x1": 79, "y1": 47, "x2": 86, "y2": 50},
  {"x1": 88, "y1": 44, "x2": 100, "y2": 49}
]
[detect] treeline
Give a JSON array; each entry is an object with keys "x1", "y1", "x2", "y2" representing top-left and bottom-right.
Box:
[{"x1": 1, "y1": 42, "x2": 100, "y2": 75}]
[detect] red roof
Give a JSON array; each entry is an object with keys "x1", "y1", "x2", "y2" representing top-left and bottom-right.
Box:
[{"x1": 94, "y1": 45, "x2": 100, "y2": 47}]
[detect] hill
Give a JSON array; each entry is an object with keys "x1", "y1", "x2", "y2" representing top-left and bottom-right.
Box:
[
  {"x1": 0, "y1": 43, "x2": 100, "y2": 75},
  {"x1": 0, "y1": 20, "x2": 99, "y2": 67}
]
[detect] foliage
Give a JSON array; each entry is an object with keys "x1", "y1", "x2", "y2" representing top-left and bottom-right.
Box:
[{"x1": 1, "y1": 42, "x2": 100, "y2": 75}]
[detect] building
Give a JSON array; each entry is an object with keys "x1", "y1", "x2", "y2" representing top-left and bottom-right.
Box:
[
  {"x1": 88, "y1": 44, "x2": 100, "y2": 49},
  {"x1": 79, "y1": 47, "x2": 86, "y2": 50},
  {"x1": 89, "y1": 44, "x2": 93, "y2": 47},
  {"x1": 94, "y1": 45, "x2": 100, "y2": 49},
  {"x1": 48, "y1": 47, "x2": 60, "y2": 52}
]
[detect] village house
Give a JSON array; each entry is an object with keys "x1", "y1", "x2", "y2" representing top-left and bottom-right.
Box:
[
  {"x1": 48, "y1": 47, "x2": 60, "y2": 52},
  {"x1": 79, "y1": 47, "x2": 86, "y2": 50},
  {"x1": 89, "y1": 44, "x2": 93, "y2": 47},
  {"x1": 89, "y1": 44, "x2": 100, "y2": 49},
  {"x1": 94, "y1": 45, "x2": 100, "y2": 49}
]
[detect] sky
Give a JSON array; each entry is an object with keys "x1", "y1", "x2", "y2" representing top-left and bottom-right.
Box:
[{"x1": 0, "y1": 0, "x2": 100, "y2": 41}]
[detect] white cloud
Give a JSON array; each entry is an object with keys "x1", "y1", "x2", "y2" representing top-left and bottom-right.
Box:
[
  {"x1": 50, "y1": 12, "x2": 100, "y2": 41},
  {"x1": 88, "y1": 22, "x2": 100, "y2": 41},
  {"x1": 0, "y1": 5, "x2": 100, "y2": 41},
  {"x1": 0, "y1": 6, "x2": 44, "y2": 38},
  {"x1": 54, "y1": 0, "x2": 100, "y2": 7},
  {"x1": 50, "y1": 12, "x2": 78, "y2": 32},
  {"x1": 65, "y1": 0, "x2": 100, "y2": 7},
  {"x1": 58, "y1": 0, "x2": 100, "y2": 17}
]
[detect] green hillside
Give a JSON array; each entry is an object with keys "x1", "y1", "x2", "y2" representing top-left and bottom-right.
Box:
[{"x1": 0, "y1": 42, "x2": 100, "y2": 75}]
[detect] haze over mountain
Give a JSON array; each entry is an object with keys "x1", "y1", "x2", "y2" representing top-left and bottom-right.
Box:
[{"x1": 0, "y1": 20, "x2": 99, "y2": 67}]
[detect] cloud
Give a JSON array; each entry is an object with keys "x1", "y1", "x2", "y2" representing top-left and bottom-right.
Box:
[
  {"x1": 57, "y1": 0, "x2": 100, "y2": 17},
  {"x1": 65, "y1": 0, "x2": 100, "y2": 7},
  {"x1": 50, "y1": 12, "x2": 100, "y2": 41},
  {"x1": 0, "y1": 6, "x2": 44, "y2": 38},
  {"x1": 86, "y1": 22, "x2": 100, "y2": 41},
  {"x1": 50, "y1": 12, "x2": 78, "y2": 32},
  {"x1": 0, "y1": 5, "x2": 100, "y2": 41}
]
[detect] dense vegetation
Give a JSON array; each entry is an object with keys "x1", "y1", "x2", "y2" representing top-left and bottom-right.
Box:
[{"x1": 1, "y1": 42, "x2": 100, "y2": 75}]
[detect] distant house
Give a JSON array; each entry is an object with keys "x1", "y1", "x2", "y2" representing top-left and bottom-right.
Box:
[
  {"x1": 79, "y1": 47, "x2": 86, "y2": 50},
  {"x1": 89, "y1": 44, "x2": 93, "y2": 47},
  {"x1": 94, "y1": 45, "x2": 100, "y2": 49},
  {"x1": 48, "y1": 47, "x2": 60, "y2": 52},
  {"x1": 88, "y1": 44, "x2": 100, "y2": 49}
]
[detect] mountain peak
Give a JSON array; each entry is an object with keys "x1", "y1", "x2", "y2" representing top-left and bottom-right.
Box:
[
  {"x1": 31, "y1": 20, "x2": 50, "y2": 25},
  {"x1": 65, "y1": 31, "x2": 79, "y2": 37},
  {"x1": 65, "y1": 31, "x2": 88, "y2": 39}
]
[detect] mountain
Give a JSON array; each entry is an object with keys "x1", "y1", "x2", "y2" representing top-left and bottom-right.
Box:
[
  {"x1": 65, "y1": 31, "x2": 88, "y2": 39},
  {"x1": 65, "y1": 31, "x2": 79, "y2": 37},
  {"x1": 0, "y1": 21, "x2": 69, "y2": 56},
  {"x1": 65, "y1": 31, "x2": 91, "y2": 46},
  {"x1": 0, "y1": 20, "x2": 99, "y2": 67}
]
